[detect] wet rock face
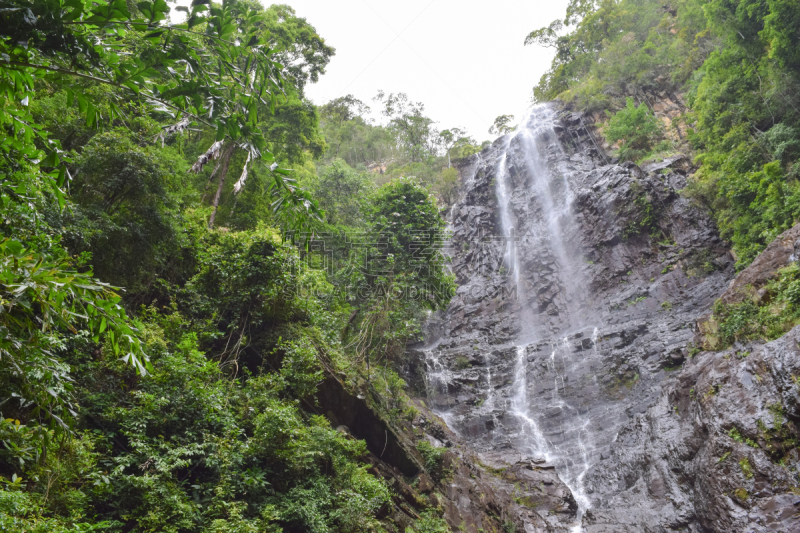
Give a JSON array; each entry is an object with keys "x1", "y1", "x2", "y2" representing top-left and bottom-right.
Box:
[
  {"x1": 409, "y1": 103, "x2": 734, "y2": 529},
  {"x1": 582, "y1": 327, "x2": 800, "y2": 532},
  {"x1": 366, "y1": 403, "x2": 580, "y2": 533}
]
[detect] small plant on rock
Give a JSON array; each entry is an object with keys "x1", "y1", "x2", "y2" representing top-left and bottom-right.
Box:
[
  {"x1": 605, "y1": 97, "x2": 664, "y2": 162},
  {"x1": 417, "y1": 440, "x2": 448, "y2": 481}
]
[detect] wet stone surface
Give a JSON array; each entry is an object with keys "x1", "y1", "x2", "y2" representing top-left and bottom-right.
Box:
[{"x1": 406, "y1": 103, "x2": 736, "y2": 530}]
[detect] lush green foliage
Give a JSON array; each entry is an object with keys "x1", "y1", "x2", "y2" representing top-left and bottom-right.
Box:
[
  {"x1": 604, "y1": 97, "x2": 665, "y2": 162},
  {"x1": 488, "y1": 115, "x2": 515, "y2": 136},
  {"x1": 406, "y1": 511, "x2": 449, "y2": 533},
  {"x1": 0, "y1": 238, "x2": 148, "y2": 442},
  {"x1": 709, "y1": 263, "x2": 800, "y2": 348},
  {"x1": 316, "y1": 93, "x2": 487, "y2": 207},
  {"x1": 0, "y1": 1, "x2": 458, "y2": 531},
  {"x1": 414, "y1": 441, "x2": 447, "y2": 482}
]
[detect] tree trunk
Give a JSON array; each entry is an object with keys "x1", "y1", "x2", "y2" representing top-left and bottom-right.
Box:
[{"x1": 208, "y1": 143, "x2": 235, "y2": 228}]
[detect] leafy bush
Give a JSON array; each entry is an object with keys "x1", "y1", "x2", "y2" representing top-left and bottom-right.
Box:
[
  {"x1": 408, "y1": 510, "x2": 450, "y2": 533},
  {"x1": 605, "y1": 98, "x2": 664, "y2": 162},
  {"x1": 0, "y1": 238, "x2": 148, "y2": 438},
  {"x1": 416, "y1": 440, "x2": 447, "y2": 481},
  {"x1": 620, "y1": 181, "x2": 663, "y2": 239},
  {"x1": 310, "y1": 159, "x2": 374, "y2": 227},
  {"x1": 710, "y1": 264, "x2": 800, "y2": 348}
]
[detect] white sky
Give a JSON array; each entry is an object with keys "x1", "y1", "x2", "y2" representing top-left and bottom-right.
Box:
[{"x1": 282, "y1": 0, "x2": 569, "y2": 141}]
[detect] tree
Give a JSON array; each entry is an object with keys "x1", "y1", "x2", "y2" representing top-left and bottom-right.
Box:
[
  {"x1": 311, "y1": 159, "x2": 373, "y2": 227},
  {"x1": 64, "y1": 129, "x2": 191, "y2": 290},
  {"x1": 0, "y1": 0, "x2": 328, "y2": 438},
  {"x1": 321, "y1": 95, "x2": 371, "y2": 128},
  {"x1": 346, "y1": 178, "x2": 455, "y2": 370},
  {"x1": 262, "y1": 3, "x2": 335, "y2": 96},
  {"x1": 450, "y1": 136, "x2": 485, "y2": 159},
  {"x1": 375, "y1": 91, "x2": 437, "y2": 162},
  {"x1": 604, "y1": 98, "x2": 662, "y2": 161},
  {"x1": 0, "y1": 0, "x2": 323, "y2": 230},
  {"x1": 489, "y1": 115, "x2": 516, "y2": 135},
  {"x1": 438, "y1": 127, "x2": 467, "y2": 167}
]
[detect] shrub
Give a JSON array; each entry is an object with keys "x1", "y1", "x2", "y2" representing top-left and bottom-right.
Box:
[
  {"x1": 408, "y1": 510, "x2": 450, "y2": 533},
  {"x1": 605, "y1": 97, "x2": 664, "y2": 162},
  {"x1": 416, "y1": 440, "x2": 447, "y2": 481},
  {"x1": 711, "y1": 263, "x2": 800, "y2": 347}
]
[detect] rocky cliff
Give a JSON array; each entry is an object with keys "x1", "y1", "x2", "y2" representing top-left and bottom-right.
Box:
[
  {"x1": 582, "y1": 223, "x2": 800, "y2": 532},
  {"x1": 403, "y1": 103, "x2": 767, "y2": 531}
]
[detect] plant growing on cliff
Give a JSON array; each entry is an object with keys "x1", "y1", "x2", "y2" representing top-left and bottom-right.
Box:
[
  {"x1": 711, "y1": 264, "x2": 800, "y2": 348},
  {"x1": 739, "y1": 457, "x2": 754, "y2": 479},
  {"x1": 605, "y1": 98, "x2": 665, "y2": 162},
  {"x1": 408, "y1": 510, "x2": 449, "y2": 533},
  {"x1": 754, "y1": 404, "x2": 799, "y2": 464},
  {"x1": 620, "y1": 181, "x2": 666, "y2": 240},
  {"x1": 416, "y1": 440, "x2": 448, "y2": 481}
]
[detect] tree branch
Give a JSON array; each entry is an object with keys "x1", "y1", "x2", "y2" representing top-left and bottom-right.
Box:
[{"x1": 6, "y1": 60, "x2": 217, "y2": 131}]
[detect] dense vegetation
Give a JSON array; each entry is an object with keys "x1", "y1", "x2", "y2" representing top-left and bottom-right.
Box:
[
  {"x1": 0, "y1": 0, "x2": 467, "y2": 531},
  {"x1": 529, "y1": 0, "x2": 800, "y2": 268},
  {"x1": 703, "y1": 263, "x2": 800, "y2": 349}
]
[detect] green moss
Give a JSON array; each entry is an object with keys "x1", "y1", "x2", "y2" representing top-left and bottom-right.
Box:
[
  {"x1": 739, "y1": 458, "x2": 754, "y2": 479},
  {"x1": 686, "y1": 249, "x2": 718, "y2": 278},
  {"x1": 755, "y1": 403, "x2": 799, "y2": 464}
]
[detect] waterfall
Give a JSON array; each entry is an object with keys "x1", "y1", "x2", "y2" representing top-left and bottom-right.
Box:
[
  {"x1": 422, "y1": 103, "x2": 618, "y2": 531},
  {"x1": 509, "y1": 345, "x2": 548, "y2": 456},
  {"x1": 493, "y1": 142, "x2": 521, "y2": 294},
  {"x1": 498, "y1": 107, "x2": 599, "y2": 522}
]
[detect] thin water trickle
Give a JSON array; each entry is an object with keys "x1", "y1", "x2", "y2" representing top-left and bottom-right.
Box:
[
  {"x1": 510, "y1": 345, "x2": 549, "y2": 457},
  {"x1": 493, "y1": 145, "x2": 522, "y2": 295}
]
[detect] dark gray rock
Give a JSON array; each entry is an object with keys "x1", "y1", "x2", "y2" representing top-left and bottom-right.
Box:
[
  {"x1": 408, "y1": 103, "x2": 736, "y2": 530},
  {"x1": 582, "y1": 328, "x2": 800, "y2": 532}
]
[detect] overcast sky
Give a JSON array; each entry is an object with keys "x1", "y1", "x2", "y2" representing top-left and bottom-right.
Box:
[{"x1": 282, "y1": 0, "x2": 569, "y2": 141}]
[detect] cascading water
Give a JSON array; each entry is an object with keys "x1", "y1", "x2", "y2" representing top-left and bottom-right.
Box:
[
  {"x1": 420, "y1": 104, "x2": 615, "y2": 530},
  {"x1": 496, "y1": 107, "x2": 601, "y2": 521}
]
